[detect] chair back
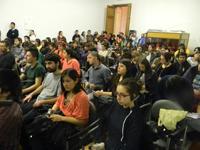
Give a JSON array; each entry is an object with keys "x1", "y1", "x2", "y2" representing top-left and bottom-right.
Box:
[{"x1": 151, "y1": 99, "x2": 183, "y2": 120}]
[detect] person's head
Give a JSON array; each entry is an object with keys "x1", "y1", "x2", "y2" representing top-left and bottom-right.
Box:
[
  {"x1": 29, "y1": 30, "x2": 35, "y2": 35},
  {"x1": 58, "y1": 31, "x2": 63, "y2": 36},
  {"x1": 41, "y1": 40, "x2": 49, "y2": 47},
  {"x1": 57, "y1": 41, "x2": 66, "y2": 50},
  {"x1": 132, "y1": 51, "x2": 141, "y2": 64},
  {"x1": 46, "y1": 37, "x2": 51, "y2": 43},
  {"x1": 24, "y1": 36, "x2": 30, "y2": 42},
  {"x1": 177, "y1": 52, "x2": 187, "y2": 64},
  {"x1": 45, "y1": 53, "x2": 61, "y2": 72},
  {"x1": 101, "y1": 40, "x2": 109, "y2": 50},
  {"x1": 178, "y1": 43, "x2": 186, "y2": 52},
  {"x1": 138, "y1": 58, "x2": 152, "y2": 73},
  {"x1": 193, "y1": 47, "x2": 200, "y2": 61},
  {"x1": 0, "y1": 69, "x2": 22, "y2": 102},
  {"x1": 87, "y1": 51, "x2": 101, "y2": 65},
  {"x1": 61, "y1": 68, "x2": 82, "y2": 95},
  {"x1": 81, "y1": 31, "x2": 86, "y2": 36},
  {"x1": 64, "y1": 48, "x2": 76, "y2": 59},
  {"x1": 10, "y1": 22, "x2": 15, "y2": 29},
  {"x1": 158, "y1": 75, "x2": 194, "y2": 111},
  {"x1": 26, "y1": 46, "x2": 39, "y2": 63},
  {"x1": 75, "y1": 30, "x2": 79, "y2": 34},
  {"x1": 87, "y1": 30, "x2": 91, "y2": 35},
  {"x1": 116, "y1": 78, "x2": 140, "y2": 108},
  {"x1": 0, "y1": 40, "x2": 9, "y2": 54},
  {"x1": 35, "y1": 38, "x2": 41, "y2": 47},
  {"x1": 14, "y1": 37, "x2": 22, "y2": 47},
  {"x1": 160, "y1": 52, "x2": 172, "y2": 65},
  {"x1": 117, "y1": 59, "x2": 132, "y2": 76},
  {"x1": 148, "y1": 43, "x2": 156, "y2": 52}
]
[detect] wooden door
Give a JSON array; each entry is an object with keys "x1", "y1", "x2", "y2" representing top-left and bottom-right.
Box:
[
  {"x1": 125, "y1": 4, "x2": 132, "y2": 35},
  {"x1": 105, "y1": 6, "x2": 115, "y2": 34}
]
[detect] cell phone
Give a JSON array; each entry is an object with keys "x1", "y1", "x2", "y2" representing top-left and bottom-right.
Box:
[{"x1": 0, "y1": 100, "x2": 13, "y2": 107}]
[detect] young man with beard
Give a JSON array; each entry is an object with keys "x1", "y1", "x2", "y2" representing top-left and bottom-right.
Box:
[
  {"x1": 21, "y1": 53, "x2": 62, "y2": 150},
  {"x1": 22, "y1": 53, "x2": 62, "y2": 116}
]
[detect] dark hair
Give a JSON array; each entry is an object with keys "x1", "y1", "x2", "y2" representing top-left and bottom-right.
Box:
[
  {"x1": 35, "y1": 38, "x2": 41, "y2": 46},
  {"x1": 27, "y1": 46, "x2": 39, "y2": 59},
  {"x1": 177, "y1": 52, "x2": 187, "y2": 58},
  {"x1": 88, "y1": 51, "x2": 101, "y2": 61},
  {"x1": 10, "y1": 22, "x2": 15, "y2": 26},
  {"x1": 118, "y1": 78, "x2": 140, "y2": 101},
  {"x1": 42, "y1": 40, "x2": 49, "y2": 48},
  {"x1": 194, "y1": 47, "x2": 200, "y2": 54},
  {"x1": 178, "y1": 43, "x2": 186, "y2": 51},
  {"x1": 0, "y1": 40, "x2": 9, "y2": 48},
  {"x1": 64, "y1": 47, "x2": 77, "y2": 59},
  {"x1": 15, "y1": 37, "x2": 22, "y2": 44},
  {"x1": 0, "y1": 69, "x2": 22, "y2": 103},
  {"x1": 46, "y1": 37, "x2": 51, "y2": 43},
  {"x1": 158, "y1": 75, "x2": 194, "y2": 111},
  {"x1": 118, "y1": 58, "x2": 137, "y2": 78},
  {"x1": 61, "y1": 68, "x2": 83, "y2": 96},
  {"x1": 139, "y1": 58, "x2": 152, "y2": 74},
  {"x1": 24, "y1": 36, "x2": 30, "y2": 40},
  {"x1": 58, "y1": 31, "x2": 62, "y2": 35},
  {"x1": 161, "y1": 52, "x2": 172, "y2": 63},
  {"x1": 45, "y1": 53, "x2": 61, "y2": 69}
]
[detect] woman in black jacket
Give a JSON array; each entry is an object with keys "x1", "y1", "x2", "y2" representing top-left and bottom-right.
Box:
[{"x1": 98, "y1": 78, "x2": 144, "y2": 150}]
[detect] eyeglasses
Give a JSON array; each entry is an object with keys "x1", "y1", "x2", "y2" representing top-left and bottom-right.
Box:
[{"x1": 116, "y1": 92, "x2": 130, "y2": 98}]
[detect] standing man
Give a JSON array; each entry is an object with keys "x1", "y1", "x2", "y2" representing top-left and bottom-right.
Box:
[{"x1": 7, "y1": 22, "x2": 19, "y2": 46}]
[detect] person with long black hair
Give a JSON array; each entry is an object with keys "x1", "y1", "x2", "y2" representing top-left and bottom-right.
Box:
[{"x1": 30, "y1": 68, "x2": 89, "y2": 150}]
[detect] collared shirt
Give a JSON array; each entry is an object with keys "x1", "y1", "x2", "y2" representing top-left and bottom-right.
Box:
[{"x1": 83, "y1": 63, "x2": 112, "y2": 92}]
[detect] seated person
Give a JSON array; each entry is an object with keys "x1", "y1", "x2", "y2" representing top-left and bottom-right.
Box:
[
  {"x1": 96, "y1": 78, "x2": 144, "y2": 150},
  {"x1": 11, "y1": 37, "x2": 25, "y2": 65},
  {"x1": 83, "y1": 51, "x2": 112, "y2": 93},
  {"x1": 22, "y1": 53, "x2": 62, "y2": 121},
  {"x1": 155, "y1": 52, "x2": 178, "y2": 80},
  {"x1": 0, "y1": 40, "x2": 16, "y2": 69},
  {"x1": 183, "y1": 63, "x2": 200, "y2": 112},
  {"x1": 187, "y1": 47, "x2": 200, "y2": 67},
  {"x1": 135, "y1": 58, "x2": 157, "y2": 100},
  {"x1": 158, "y1": 75, "x2": 195, "y2": 112},
  {"x1": 95, "y1": 58, "x2": 137, "y2": 97},
  {"x1": 30, "y1": 68, "x2": 89, "y2": 150},
  {"x1": 0, "y1": 69, "x2": 22, "y2": 150},
  {"x1": 62, "y1": 48, "x2": 80, "y2": 75},
  {"x1": 20, "y1": 46, "x2": 46, "y2": 95},
  {"x1": 175, "y1": 52, "x2": 190, "y2": 76}
]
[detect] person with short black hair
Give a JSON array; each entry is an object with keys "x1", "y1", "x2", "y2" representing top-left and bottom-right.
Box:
[
  {"x1": 83, "y1": 51, "x2": 112, "y2": 93},
  {"x1": 20, "y1": 46, "x2": 46, "y2": 95},
  {"x1": 175, "y1": 52, "x2": 191, "y2": 76},
  {"x1": 0, "y1": 40, "x2": 16, "y2": 69},
  {"x1": 6, "y1": 22, "x2": 19, "y2": 46}
]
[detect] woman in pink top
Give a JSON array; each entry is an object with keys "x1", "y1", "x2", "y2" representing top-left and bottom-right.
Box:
[{"x1": 62, "y1": 48, "x2": 81, "y2": 76}]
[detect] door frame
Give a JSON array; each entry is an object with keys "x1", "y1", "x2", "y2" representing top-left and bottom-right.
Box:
[{"x1": 105, "y1": 3, "x2": 132, "y2": 35}]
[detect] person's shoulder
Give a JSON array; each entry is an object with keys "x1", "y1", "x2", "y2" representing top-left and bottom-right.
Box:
[{"x1": 76, "y1": 90, "x2": 88, "y2": 99}]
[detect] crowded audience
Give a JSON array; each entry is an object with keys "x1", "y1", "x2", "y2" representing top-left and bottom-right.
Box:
[{"x1": 0, "y1": 22, "x2": 200, "y2": 150}]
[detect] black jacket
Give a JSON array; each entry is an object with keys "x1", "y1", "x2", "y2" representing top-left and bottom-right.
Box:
[
  {"x1": 102, "y1": 100, "x2": 144, "y2": 150},
  {"x1": 7, "y1": 29, "x2": 19, "y2": 39}
]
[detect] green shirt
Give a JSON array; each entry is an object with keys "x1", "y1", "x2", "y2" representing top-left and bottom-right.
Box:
[{"x1": 22, "y1": 62, "x2": 46, "y2": 88}]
